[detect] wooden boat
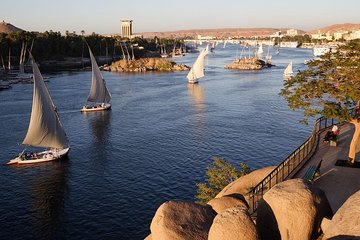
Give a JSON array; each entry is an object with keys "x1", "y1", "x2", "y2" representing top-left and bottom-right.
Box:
[
  {"x1": 7, "y1": 54, "x2": 70, "y2": 165},
  {"x1": 81, "y1": 47, "x2": 112, "y2": 112}
]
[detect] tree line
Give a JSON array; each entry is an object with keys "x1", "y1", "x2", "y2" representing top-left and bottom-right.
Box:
[{"x1": 0, "y1": 31, "x2": 180, "y2": 67}]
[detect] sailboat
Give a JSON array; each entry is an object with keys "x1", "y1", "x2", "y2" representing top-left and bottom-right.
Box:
[
  {"x1": 187, "y1": 48, "x2": 208, "y2": 84},
  {"x1": 81, "y1": 47, "x2": 112, "y2": 112},
  {"x1": 257, "y1": 44, "x2": 263, "y2": 59},
  {"x1": 160, "y1": 44, "x2": 168, "y2": 58},
  {"x1": 283, "y1": 61, "x2": 293, "y2": 77},
  {"x1": 7, "y1": 55, "x2": 70, "y2": 165},
  {"x1": 265, "y1": 44, "x2": 272, "y2": 65}
]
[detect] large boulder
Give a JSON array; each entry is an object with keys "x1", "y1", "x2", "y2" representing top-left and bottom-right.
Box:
[
  {"x1": 144, "y1": 234, "x2": 152, "y2": 240},
  {"x1": 208, "y1": 206, "x2": 260, "y2": 240},
  {"x1": 150, "y1": 200, "x2": 216, "y2": 240},
  {"x1": 207, "y1": 194, "x2": 248, "y2": 214},
  {"x1": 323, "y1": 190, "x2": 360, "y2": 239},
  {"x1": 257, "y1": 179, "x2": 332, "y2": 240},
  {"x1": 216, "y1": 166, "x2": 276, "y2": 203}
]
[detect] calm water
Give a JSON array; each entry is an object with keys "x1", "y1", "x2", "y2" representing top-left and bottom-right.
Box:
[{"x1": 0, "y1": 45, "x2": 314, "y2": 239}]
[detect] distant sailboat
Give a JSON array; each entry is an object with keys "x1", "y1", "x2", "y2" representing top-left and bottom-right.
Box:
[
  {"x1": 7, "y1": 55, "x2": 70, "y2": 165},
  {"x1": 187, "y1": 48, "x2": 208, "y2": 84},
  {"x1": 257, "y1": 44, "x2": 263, "y2": 59},
  {"x1": 283, "y1": 61, "x2": 293, "y2": 77},
  {"x1": 223, "y1": 40, "x2": 227, "y2": 49},
  {"x1": 81, "y1": 47, "x2": 112, "y2": 112},
  {"x1": 160, "y1": 44, "x2": 168, "y2": 58},
  {"x1": 265, "y1": 44, "x2": 272, "y2": 65}
]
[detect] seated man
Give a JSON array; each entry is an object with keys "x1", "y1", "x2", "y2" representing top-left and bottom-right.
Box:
[{"x1": 324, "y1": 125, "x2": 339, "y2": 142}]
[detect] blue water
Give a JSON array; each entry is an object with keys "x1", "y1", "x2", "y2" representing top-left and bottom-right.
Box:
[{"x1": 0, "y1": 45, "x2": 314, "y2": 239}]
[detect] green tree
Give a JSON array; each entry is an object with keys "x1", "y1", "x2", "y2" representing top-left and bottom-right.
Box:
[
  {"x1": 280, "y1": 39, "x2": 360, "y2": 163},
  {"x1": 196, "y1": 157, "x2": 251, "y2": 204}
]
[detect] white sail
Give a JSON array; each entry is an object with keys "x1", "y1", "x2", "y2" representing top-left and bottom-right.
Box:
[
  {"x1": 22, "y1": 56, "x2": 68, "y2": 149},
  {"x1": 283, "y1": 61, "x2": 293, "y2": 76},
  {"x1": 257, "y1": 44, "x2": 263, "y2": 58},
  {"x1": 187, "y1": 48, "x2": 207, "y2": 83},
  {"x1": 87, "y1": 47, "x2": 111, "y2": 104}
]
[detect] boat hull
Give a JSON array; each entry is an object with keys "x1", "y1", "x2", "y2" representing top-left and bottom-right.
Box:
[
  {"x1": 7, "y1": 148, "x2": 70, "y2": 165},
  {"x1": 80, "y1": 103, "x2": 111, "y2": 112},
  {"x1": 188, "y1": 79, "x2": 199, "y2": 84}
]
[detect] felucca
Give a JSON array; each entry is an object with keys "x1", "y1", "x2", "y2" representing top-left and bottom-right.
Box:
[
  {"x1": 283, "y1": 61, "x2": 293, "y2": 77},
  {"x1": 186, "y1": 47, "x2": 208, "y2": 84},
  {"x1": 7, "y1": 55, "x2": 70, "y2": 165},
  {"x1": 81, "y1": 47, "x2": 111, "y2": 112}
]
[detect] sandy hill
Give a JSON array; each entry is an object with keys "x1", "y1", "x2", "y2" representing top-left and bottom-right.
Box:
[
  {"x1": 308, "y1": 23, "x2": 360, "y2": 34},
  {"x1": 0, "y1": 20, "x2": 24, "y2": 33},
  {"x1": 139, "y1": 28, "x2": 305, "y2": 39}
]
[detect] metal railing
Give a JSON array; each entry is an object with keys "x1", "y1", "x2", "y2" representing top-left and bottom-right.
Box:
[{"x1": 247, "y1": 116, "x2": 339, "y2": 214}]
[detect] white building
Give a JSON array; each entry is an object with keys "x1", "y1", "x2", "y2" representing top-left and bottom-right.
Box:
[
  {"x1": 280, "y1": 41, "x2": 298, "y2": 48},
  {"x1": 121, "y1": 20, "x2": 133, "y2": 38},
  {"x1": 350, "y1": 30, "x2": 360, "y2": 40},
  {"x1": 286, "y1": 28, "x2": 298, "y2": 36}
]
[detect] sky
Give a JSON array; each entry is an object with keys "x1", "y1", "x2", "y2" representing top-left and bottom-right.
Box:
[{"x1": 1, "y1": 0, "x2": 360, "y2": 35}]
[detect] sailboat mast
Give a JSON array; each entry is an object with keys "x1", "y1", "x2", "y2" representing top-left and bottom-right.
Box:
[{"x1": 8, "y1": 48, "x2": 11, "y2": 71}]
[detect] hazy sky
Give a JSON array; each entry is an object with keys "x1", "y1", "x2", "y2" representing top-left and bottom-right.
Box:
[{"x1": 1, "y1": 0, "x2": 359, "y2": 34}]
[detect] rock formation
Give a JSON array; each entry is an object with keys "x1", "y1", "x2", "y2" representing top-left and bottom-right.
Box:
[
  {"x1": 256, "y1": 179, "x2": 332, "y2": 240},
  {"x1": 103, "y1": 58, "x2": 189, "y2": 72},
  {"x1": 224, "y1": 57, "x2": 272, "y2": 70},
  {"x1": 150, "y1": 201, "x2": 216, "y2": 240},
  {"x1": 208, "y1": 206, "x2": 260, "y2": 240},
  {"x1": 207, "y1": 194, "x2": 249, "y2": 214},
  {"x1": 216, "y1": 166, "x2": 276, "y2": 202},
  {"x1": 323, "y1": 189, "x2": 360, "y2": 239}
]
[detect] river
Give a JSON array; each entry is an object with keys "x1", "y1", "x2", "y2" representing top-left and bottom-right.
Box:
[{"x1": 0, "y1": 44, "x2": 314, "y2": 239}]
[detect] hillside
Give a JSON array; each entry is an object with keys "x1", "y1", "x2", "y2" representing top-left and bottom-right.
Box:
[
  {"x1": 138, "y1": 28, "x2": 305, "y2": 39},
  {"x1": 308, "y1": 23, "x2": 360, "y2": 34},
  {"x1": 0, "y1": 20, "x2": 24, "y2": 33}
]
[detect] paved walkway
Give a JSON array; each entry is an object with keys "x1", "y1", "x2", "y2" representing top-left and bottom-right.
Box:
[{"x1": 292, "y1": 123, "x2": 360, "y2": 213}]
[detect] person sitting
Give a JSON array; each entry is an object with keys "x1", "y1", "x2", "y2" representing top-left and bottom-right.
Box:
[{"x1": 324, "y1": 125, "x2": 339, "y2": 142}]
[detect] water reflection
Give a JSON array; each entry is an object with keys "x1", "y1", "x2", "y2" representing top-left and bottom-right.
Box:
[
  {"x1": 188, "y1": 84, "x2": 207, "y2": 139},
  {"x1": 188, "y1": 83, "x2": 205, "y2": 117},
  {"x1": 83, "y1": 111, "x2": 112, "y2": 146},
  {"x1": 82, "y1": 111, "x2": 112, "y2": 169},
  {"x1": 29, "y1": 161, "x2": 68, "y2": 239}
]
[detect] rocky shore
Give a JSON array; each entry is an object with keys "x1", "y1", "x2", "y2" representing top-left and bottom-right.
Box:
[
  {"x1": 103, "y1": 58, "x2": 190, "y2": 72},
  {"x1": 145, "y1": 166, "x2": 360, "y2": 239},
  {"x1": 224, "y1": 57, "x2": 272, "y2": 70}
]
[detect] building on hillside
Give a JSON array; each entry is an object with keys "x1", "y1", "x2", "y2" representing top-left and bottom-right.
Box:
[
  {"x1": 350, "y1": 30, "x2": 360, "y2": 40},
  {"x1": 333, "y1": 31, "x2": 348, "y2": 40},
  {"x1": 311, "y1": 31, "x2": 333, "y2": 41},
  {"x1": 121, "y1": 20, "x2": 133, "y2": 38},
  {"x1": 286, "y1": 28, "x2": 298, "y2": 36},
  {"x1": 270, "y1": 31, "x2": 282, "y2": 38}
]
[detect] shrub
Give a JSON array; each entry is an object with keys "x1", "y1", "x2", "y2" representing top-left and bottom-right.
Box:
[{"x1": 196, "y1": 157, "x2": 250, "y2": 204}]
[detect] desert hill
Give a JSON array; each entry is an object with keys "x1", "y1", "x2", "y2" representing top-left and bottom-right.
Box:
[
  {"x1": 0, "y1": 20, "x2": 24, "y2": 33},
  {"x1": 138, "y1": 28, "x2": 305, "y2": 39},
  {"x1": 308, "y1": 23, "x2": 360, "y2": 34}
]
